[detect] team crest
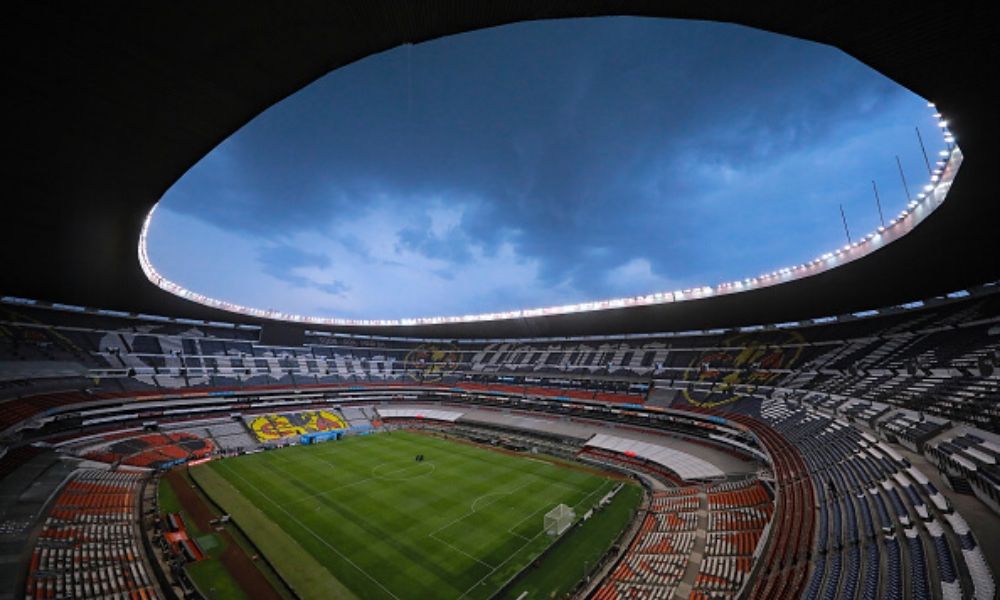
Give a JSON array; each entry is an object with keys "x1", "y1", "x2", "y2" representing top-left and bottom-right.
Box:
[
  {"x1": 250, "y1": 410, "x2": 347, "y2": 442},
  {"x1": 681, "y1": 332, "x2": 804, "y2": 407},
  {"x1": 404, "y1": 344, "x2": 461, "y2": 382}
]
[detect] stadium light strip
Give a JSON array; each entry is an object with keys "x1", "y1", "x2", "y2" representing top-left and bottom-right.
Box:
[{"x1": 139, "y1": 107, "x2": 961, "y2": 327}]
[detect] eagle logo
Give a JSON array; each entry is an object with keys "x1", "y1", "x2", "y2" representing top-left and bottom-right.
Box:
[
  {"x1": 680, "y1": 332, "x2": 804, "y2": 407},
  {"x1": 404, "y1": 344, "x2": 462, "y2": 382}
]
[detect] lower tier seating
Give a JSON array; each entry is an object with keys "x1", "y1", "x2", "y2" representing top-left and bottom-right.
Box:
[{"x1": 25, "y1": 469, "x2": 159, "y2": 600}]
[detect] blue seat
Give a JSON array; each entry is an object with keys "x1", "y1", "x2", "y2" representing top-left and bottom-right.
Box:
[
  {"x1": 957, "y1": 531, "x2": 976, "y2": 551},
  {"x1": 908, "y1": 534, "x2": 931, "y2": 600},
  {"x1": 845, "y1": 496, "x2": 858, "y2": 544},
  {"x1": 821, "y1": 551, "x2": 842, "y2": 600},
  {"x1": 817, "y1": 506, "x2": 829, "y2": 551},
  {"x1": 862, "y1": 543, "x2": 880, "y2": 600},
  {"x1": 872, "y1": 492, "x2": 891, "y2": 529},
  {"x1": 859, "y1": 496, "x2": 875, "y2": 538},
  {"x1": 830, "y1": 499, "x2": 843, "y2": 549},
  {"x1": 885, "y1": 537, "x2": 903, "y2": 600},
  {"x1": 887, "y1": 487, "x2": 908, "y2": 518},
  {"x1": 804, "y1": 554, "x2": 826, "y2": 600},
  {"x1": 842, "y1": 544, "x2": 860, "y2": 600},
  {"x1": 931, "y1": 534, "x2": 957, "y2": 583},
  {"x1": 903, "y1": 483, "x2": 924, "y2": 507}
]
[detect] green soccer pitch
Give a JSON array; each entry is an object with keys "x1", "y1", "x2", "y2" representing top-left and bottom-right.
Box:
[{"x1": 190, "y1": 430, "x2": 638, "y2": 600}]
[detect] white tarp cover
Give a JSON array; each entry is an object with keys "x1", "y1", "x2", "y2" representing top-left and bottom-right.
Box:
[
  {"x1": 376, "y1": 407, "x2": 463, "y2": 422},
  {"x1": 585, "y1": 433, "x2": 725, "y2": 480}
]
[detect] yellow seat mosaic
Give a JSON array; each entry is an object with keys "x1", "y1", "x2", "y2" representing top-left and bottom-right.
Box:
[{"x1": 250, "y1": 410, "x2": 347, "y2": 442}]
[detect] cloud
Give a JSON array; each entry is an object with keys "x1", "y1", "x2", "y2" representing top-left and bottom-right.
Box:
[
  {"x1": 149, "y1": 17, "x2": 943, "y2": 319},
  {"x1": 605, "y1": 258, "x2": 685, "y2": 297},
  {"x1": 313, "y1": 280, "x2": 351, "y2": 296},
  {"x1": 395, "y1": 200, "x2": 474, "y2": 264}
]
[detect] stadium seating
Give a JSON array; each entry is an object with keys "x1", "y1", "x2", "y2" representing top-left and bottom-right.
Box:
[
  {"x1": 760, "y1": 398, "x2": 996, "y2": 600},
  {"x1": 3, "y1": 288, "x2": 997, "y2": 438},
  {"x1": 593, "y1": 488, "x2": 701, "y2": 599},
  {"x1": 877, "y1": 411, "x2": 951, "y2": 452},
  {"x1": 81, "y1": 432, "x2": 214, "y2": 468},
  {"x1": 24, "y1": 469, "x2": 159, "y2": 600},
  {"x1": 2, "y1": 290, "x2": 999, "y2": 600},
  {"x1": 592, "y1": 478, "x2": 776, "y2": 600},
  {"x1": 692, "y1": 480, "x2": 773, "y2": 598},
  {"x1": 926, "y1": 432, "x2": 1000, "y2": 513}
]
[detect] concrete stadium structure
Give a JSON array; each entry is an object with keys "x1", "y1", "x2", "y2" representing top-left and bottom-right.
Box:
[{"x1": 3, "y1": 4, "x2": 998, "y2": 600}]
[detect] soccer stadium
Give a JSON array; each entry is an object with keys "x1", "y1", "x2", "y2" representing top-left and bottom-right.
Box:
[{"x1": 3, "y1": 4, "x2": 999, "y2": 600}]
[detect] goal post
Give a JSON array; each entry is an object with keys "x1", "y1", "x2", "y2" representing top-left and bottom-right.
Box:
[{"x1": 544, "y1": 503, "x2": 575, "y2": 536}]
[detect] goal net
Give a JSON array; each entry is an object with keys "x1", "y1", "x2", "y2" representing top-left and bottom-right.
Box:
[{"x1": 544, "y1": 504, "x2": 575, "y2": 536}]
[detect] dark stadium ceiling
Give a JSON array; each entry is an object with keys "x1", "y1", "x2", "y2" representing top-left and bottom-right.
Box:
[{"x1": 6, "y1": 3, "x2": 1000, "y2": 339}]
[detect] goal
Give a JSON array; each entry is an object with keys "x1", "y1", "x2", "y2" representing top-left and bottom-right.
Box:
[{"x1": 544, "y1": 504, "x2": 575, "y2": 536}]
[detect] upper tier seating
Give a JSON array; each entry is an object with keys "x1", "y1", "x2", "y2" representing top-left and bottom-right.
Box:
[
  {"x1": 877, "y1": 411, "x2": 951, "y2": 452},
  {"x1": 926, "y1": 432, "x2": 1000, "y2": 512},
  {"x1": 3, "y1": 288, "x2": 998, "y2": 437}
]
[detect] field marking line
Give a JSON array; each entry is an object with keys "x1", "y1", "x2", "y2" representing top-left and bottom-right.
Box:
[
  {"x1": 427, "y1": 479, "x2": 535, "y2": 539},
  {"x1": 571, "y1": 478, "x2": 613, "y2": 510},
  {"x1": 422, "y1": 478, "x2": 538, "y2": 570},
  {"x1": 371, "y1": 461, "x2": 437, "y2": 481},
  {"x1": 507, "y1": 477, "x2": 608, "y2": 541},
  {"x1": 216, "y1": 461, "x2": 403, "y2": 600},
  {"x1": 506, "y1": 502, "x2": 553, "y2": 541},
  {"x1": 547, "y1": 478, "x2": 592, "y2": 495},
  {"x1": 428, "y1": 531, "x2": 498, "y2": 570},
  {"x1": 457, "y1": 476, "x2": 616, "y2": 600},
  {"x1": 259, "y1": 445, "x2": 351, "y2": 479},
  {"x1": 285, "y1": 461, "x2": 436, "y2": 505},
  {"x1": 309, "y1": 451, "x2": 339, "y2": 471},
  {"x1": 456, "y1": 525, "x2": 549, "y2": 600}
]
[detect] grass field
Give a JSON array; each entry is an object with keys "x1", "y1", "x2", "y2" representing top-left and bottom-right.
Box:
[
  {"x1": 192, "y1": 431, "x2": 635, "y2": 600},
  {"x1": 158, "y1": 473, "x2": 251, "y2": 600}
]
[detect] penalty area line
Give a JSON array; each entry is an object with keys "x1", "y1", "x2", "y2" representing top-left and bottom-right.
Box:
[
  {"x1": 458, "y1": 478, "x2": 615, "y2": 599},
  {"x1": 428, "y1": 531, "x2": 498, "y2": 570}
]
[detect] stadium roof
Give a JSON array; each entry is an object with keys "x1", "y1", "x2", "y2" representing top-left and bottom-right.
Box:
[{"x1": 7, "y1": 2, "x2": 999, "y2": 339}]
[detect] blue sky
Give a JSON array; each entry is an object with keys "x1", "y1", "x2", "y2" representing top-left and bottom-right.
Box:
[{"x1": 148, "y1": 17, "x2": 943, "y2": 320}]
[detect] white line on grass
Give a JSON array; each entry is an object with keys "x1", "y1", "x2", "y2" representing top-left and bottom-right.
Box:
[
  {"x1": 506, "y1": 502, "x2": 553, "y2": 541},
  {"x1": 457, "y1": 477, "x2": 615, "y2": 600},
  {"x1": 547, "y1": 478, "x2": 592, "y2": 495},
  {"x1": 309, "y1": 452, "x2": 339, "y2": 471},
  {"x1": 456, "y1": 526, "x2": 548, "y2": 600},
  {"x1": 372, "y1": 461, "x2": 436, "y2": 481},
  {"x1": 428, "y1": 480, "x2": 534, "y2": 539},
  {"x1": 506, "y1": 478, "x2": 608, "y2": 541},
  {"x1": 571, "y1": 479, "x2": 613, "y2": 510},
  {"x1": 285, "y1": 462, "x2": 435, "y2": 505},
  {"x1": 216, "y1": 461, "x2": 403, "y2": 600},
  {"x1": 424, "y1": 479, "x2": 537, "y2": 571},
  {"x1": 428, "y1": 531, "x2": 497, "y2": 570}
]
